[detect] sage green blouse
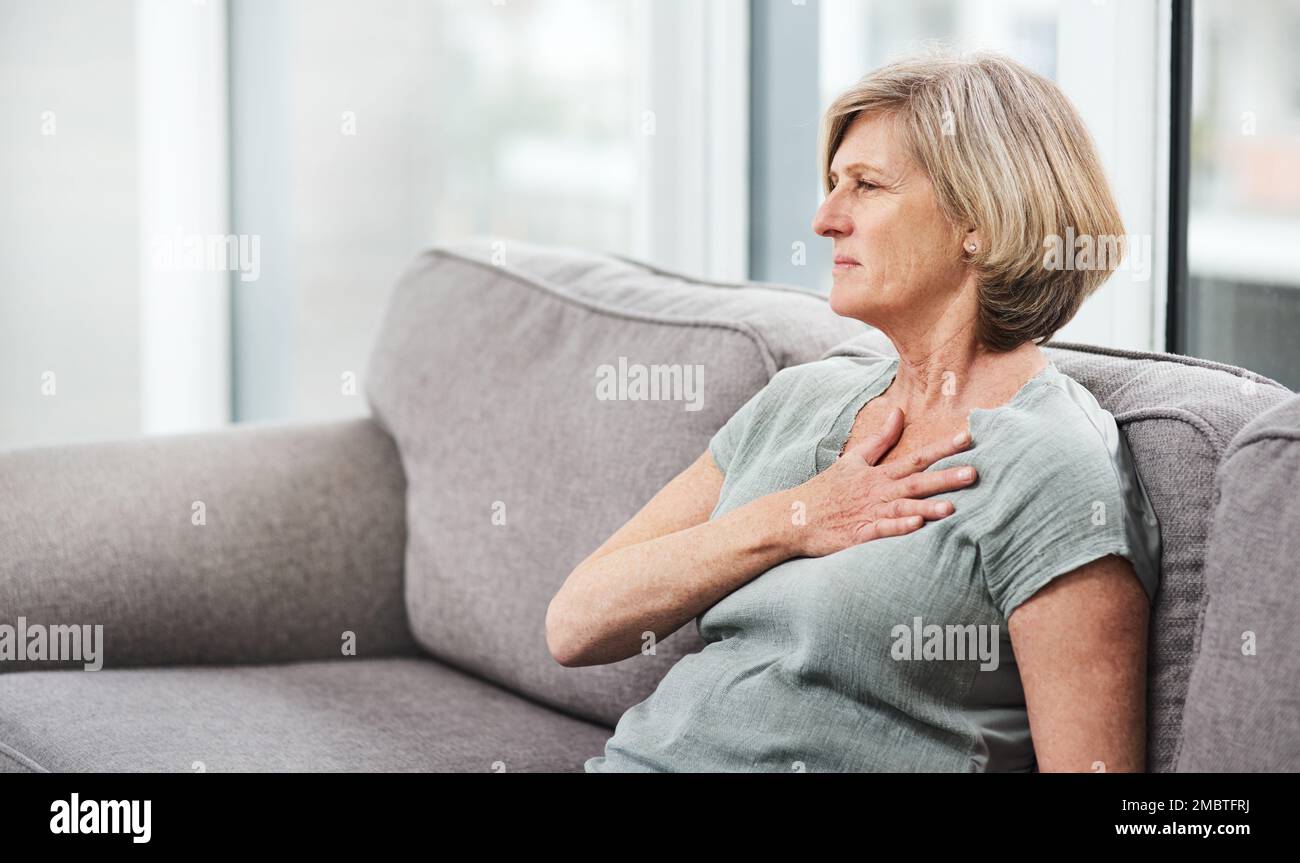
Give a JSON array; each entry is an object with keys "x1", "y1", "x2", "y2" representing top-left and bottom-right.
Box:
[{"x1": 585, "y1": 354, "x2": 1161, "y2": 772}]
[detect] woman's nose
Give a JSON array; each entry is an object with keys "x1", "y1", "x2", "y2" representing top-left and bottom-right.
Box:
[{"x1": 812, "y1": 197, "x2": 851, "y2": 238}]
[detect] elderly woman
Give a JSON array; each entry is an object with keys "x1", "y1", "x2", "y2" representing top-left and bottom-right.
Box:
[{"x1": 549, "y1": 50, "x2": 1161, "y2": 773}]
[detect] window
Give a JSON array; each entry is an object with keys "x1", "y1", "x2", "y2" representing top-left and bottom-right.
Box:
[
  {"x1": 1182, "y1": 0, "x2": 1300, "y2": 388},
  {"x1": 1, "y1": 0, "x2": 744, "y2": 445},
  {"x1": 230, "y1": 0, "x2": 642, "y2": 422},
  {"x1": 751, "y1": 0, "x2": 1164, "y2": 351},
  {"x1": 230, "y1": 0, "x2": 747, "y2": 423}
]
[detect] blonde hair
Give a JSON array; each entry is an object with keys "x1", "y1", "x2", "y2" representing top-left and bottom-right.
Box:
[{"x1": 819, "y1": 49, "x2": 1125, "y2": 351}]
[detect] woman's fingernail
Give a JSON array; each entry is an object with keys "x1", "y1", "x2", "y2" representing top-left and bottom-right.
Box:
[
  {"x1": 959, "y1": 467, "x2": 974, "y2": 480},
  {"x1": 953, "y1": 430, "x2": 970, "y2": 446}
]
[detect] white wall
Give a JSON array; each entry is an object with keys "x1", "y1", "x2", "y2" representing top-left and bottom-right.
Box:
[{"x1": 0, "y1": 0, "x2": 141, "y2": 450}]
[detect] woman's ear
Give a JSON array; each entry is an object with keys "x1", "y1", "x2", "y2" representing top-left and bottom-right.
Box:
[{"x1": 962, "y1": 227, "x2": 983, "y2": 255}]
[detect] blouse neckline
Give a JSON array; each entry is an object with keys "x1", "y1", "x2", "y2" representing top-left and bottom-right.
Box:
[{"x1": 814, "y1": 355, "x2": 1060, "y2": 475}]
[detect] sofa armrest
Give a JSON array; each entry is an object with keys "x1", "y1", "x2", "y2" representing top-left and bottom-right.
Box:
[
  {"x1": 1176, "y1": 394, "x2": 1300, "y2": 771},
  {"x1": 0, "y1": 417, "x2": 418, "y2": 672}
]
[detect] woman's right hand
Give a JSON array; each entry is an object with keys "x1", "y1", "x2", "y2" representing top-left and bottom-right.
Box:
[{"x1": 779, "y1": 406, "x2": 978, "y2": 557}]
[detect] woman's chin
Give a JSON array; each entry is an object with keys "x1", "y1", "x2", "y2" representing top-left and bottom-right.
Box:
[{"x1": 828, "y1": 280, "x2": 871, "y2": 320}]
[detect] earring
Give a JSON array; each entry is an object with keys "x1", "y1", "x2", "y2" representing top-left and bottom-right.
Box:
[{"x1": 965, "y1": 241, "x2": 978, "y2": 253}]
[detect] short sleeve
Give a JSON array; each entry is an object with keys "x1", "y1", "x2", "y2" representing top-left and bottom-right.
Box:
[
  {"x1": 708, "y1": 369, "x2": 792, "y2": 476},
  {"x1": 709, "y1": 386, "x2": 768, "y2": 476},
  {"x1": 978, "y1": 413, "x2": 1162, "y2": 622}
]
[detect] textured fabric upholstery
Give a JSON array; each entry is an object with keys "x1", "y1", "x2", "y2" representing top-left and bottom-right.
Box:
[{"x1": 1177, "y1": 393, "x2": 1300, "y2": 771}]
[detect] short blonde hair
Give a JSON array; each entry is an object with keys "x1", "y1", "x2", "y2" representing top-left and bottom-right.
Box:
[{"x1": 819, "y1": 49, "x2": 1125, "y2": 351}]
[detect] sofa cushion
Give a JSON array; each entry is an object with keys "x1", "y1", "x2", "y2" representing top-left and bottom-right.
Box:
[
  {"x1": 365, "y1": 238, "x2": 865, "y2": 727},
  {"x1": 1176, "y1": 393, "x2": 1300, "y2": 771},
  {"x1": 821, "y1": 330, "x2": 1295, "y2": 772},
  {"x1": 0, "y1": 658, "x2": 610, "y2": 772}
]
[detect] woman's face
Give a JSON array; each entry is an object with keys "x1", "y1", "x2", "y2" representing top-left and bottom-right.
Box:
[{"x1": 812, "y1": 112, "x2": 973, "y2": 332}]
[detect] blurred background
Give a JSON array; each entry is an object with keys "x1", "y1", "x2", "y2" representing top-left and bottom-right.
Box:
[{"x1": 1, "y1": 0, "x2": 1296, "y2": 450}]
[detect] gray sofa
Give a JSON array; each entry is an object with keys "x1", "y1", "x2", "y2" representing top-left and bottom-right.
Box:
[{"x1": 0, "y1": 238, "x2": 1295, "y2": 772}]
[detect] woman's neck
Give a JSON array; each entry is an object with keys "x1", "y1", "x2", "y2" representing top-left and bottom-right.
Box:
[{"x1": 884, "y1": 339, "x2": 1047, "y2": 423}]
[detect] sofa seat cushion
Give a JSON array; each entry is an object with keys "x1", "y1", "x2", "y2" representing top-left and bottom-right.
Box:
[
  {"x1": 0, "y1": 658, "x2": 610, "y2": 772},
  {"x1": 820, "y1": 329, "x2": 1295, "y2": 772}
]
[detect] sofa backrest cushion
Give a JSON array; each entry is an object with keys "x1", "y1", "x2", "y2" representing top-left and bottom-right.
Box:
[
  {"x1": 821, "y1": 330, "x2": 1295, "y2": 772},
  {"x1": 365, "y1": 238, "x2": 865, "y2": 726},
  {"x1": 1176, "y1": 392, "x2": 1300, "y2": 771}
]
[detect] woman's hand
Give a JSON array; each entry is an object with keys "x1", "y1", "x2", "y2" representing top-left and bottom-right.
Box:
[{"x1": 778, "y1": 407, "x2": 978, "y2": 557}]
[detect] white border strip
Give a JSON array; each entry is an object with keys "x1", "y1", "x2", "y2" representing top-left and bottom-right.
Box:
[
  {"x1": 137, "y1": 0, "x2": 231, "y2": 434},
  {"x1": 635, "y1": 0, "x2": 749, "y2": 282}
]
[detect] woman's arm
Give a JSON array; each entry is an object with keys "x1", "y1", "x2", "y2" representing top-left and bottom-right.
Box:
[
  {"x1": 545, "y1": 449, "x2": 794, "y2": 668},
  {"x1": 547, "y1": 412, "x2": 977, "y2": 668},
  {"x1": 1008, "y1": 554, "x2": 1151, "y2": 772}
]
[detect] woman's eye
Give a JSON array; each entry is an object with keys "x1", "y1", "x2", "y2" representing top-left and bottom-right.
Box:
[{"x1": 857, "y1": 180, "x2": 879, "y2": 192}]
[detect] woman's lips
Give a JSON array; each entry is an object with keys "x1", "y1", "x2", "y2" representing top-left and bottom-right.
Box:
[{"x1": 833, "y1": 256, "x2": 861, "y2": 270}]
